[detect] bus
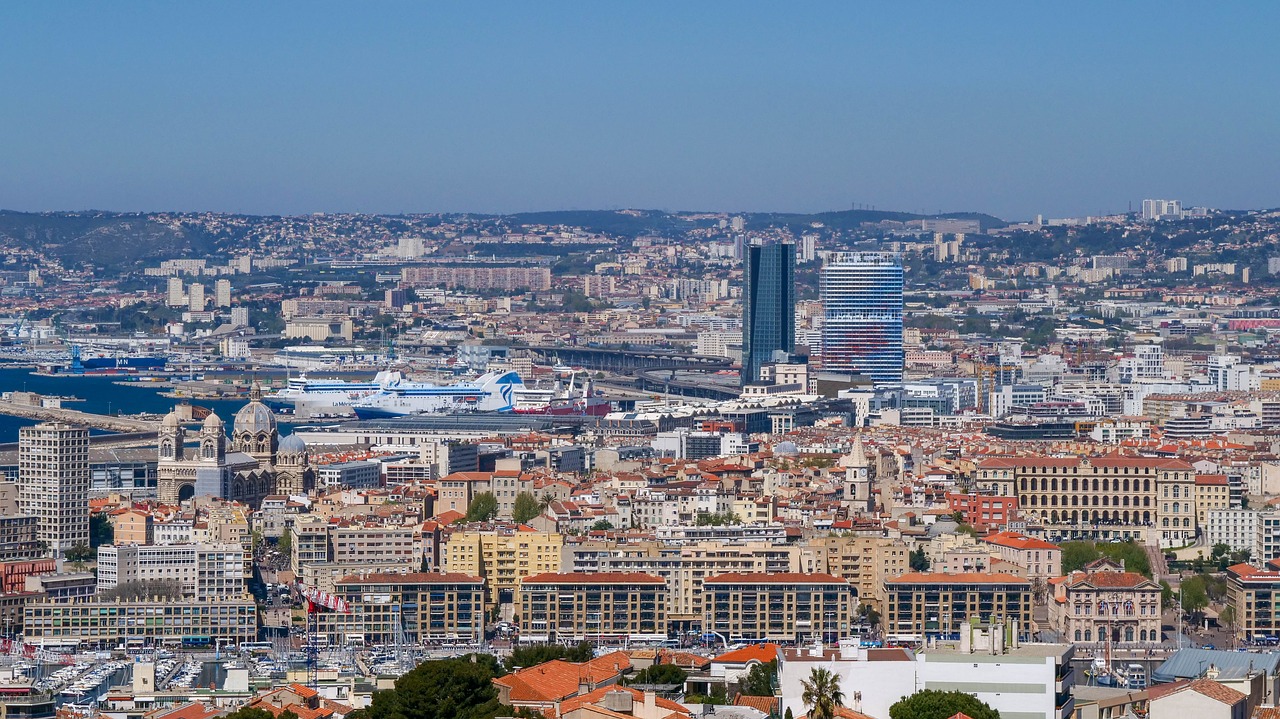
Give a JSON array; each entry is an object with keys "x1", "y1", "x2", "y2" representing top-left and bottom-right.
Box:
[{"x1": 239, "y1": 641, "x2": 274, "y2": 653}]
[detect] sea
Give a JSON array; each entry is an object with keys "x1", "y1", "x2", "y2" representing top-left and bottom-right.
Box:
[{"x1": 0, "y1": 365, "x2": 295, "y2": 444}]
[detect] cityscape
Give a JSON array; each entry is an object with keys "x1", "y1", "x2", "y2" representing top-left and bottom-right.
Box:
[{"x1": 2, "y1": 5, "x2": 1280, "y2": 719}]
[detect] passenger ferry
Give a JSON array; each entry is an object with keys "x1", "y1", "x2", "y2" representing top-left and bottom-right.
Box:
[{"x1": 262, "y1": 370, "x2": 403, "y2": 412}]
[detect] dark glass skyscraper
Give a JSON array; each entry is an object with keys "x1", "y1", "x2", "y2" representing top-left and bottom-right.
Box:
[{"x1": 741, "y1": 240, "x2": 795, "y2": 386}]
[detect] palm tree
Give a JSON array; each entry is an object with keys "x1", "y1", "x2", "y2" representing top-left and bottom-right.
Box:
[{"x1": 801, "y1": 667, "x2": 844, "y2": 719}]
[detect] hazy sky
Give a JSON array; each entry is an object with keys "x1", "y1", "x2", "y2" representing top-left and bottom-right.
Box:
[{"x1": 2, "y1": 2, "x2": 1277, "y2": 220}]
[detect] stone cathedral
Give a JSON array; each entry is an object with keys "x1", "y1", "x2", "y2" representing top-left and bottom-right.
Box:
[{"x1": 157, "y1": 383, "x2": 315, "y2": 506}]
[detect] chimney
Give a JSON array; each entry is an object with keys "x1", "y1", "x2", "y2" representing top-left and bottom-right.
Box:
[{"x1": 644, "y1": 691, "x2": 657, "y2": 716}]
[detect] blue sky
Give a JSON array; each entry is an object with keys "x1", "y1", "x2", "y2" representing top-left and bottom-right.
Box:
[{"x1": 1, "y1": 2, "x2": 1277, "y2": 220}]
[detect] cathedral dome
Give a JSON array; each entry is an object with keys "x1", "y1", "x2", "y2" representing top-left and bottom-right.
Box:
[
  {"x1": 161, "y1": 410, "x2": 182, "y2": 429},
  {"x1": 234, "y1": 399, "x2": 276, "y2": 436},
  {"x1": 774, "y1": 441, "x2": 799, "y2": 456},
  {"x1": 202, "y1": 412, "x2": 225, "y2": 429},
  {"x1": 279, "y1": 433, "x2": 306, "y2": 454}
]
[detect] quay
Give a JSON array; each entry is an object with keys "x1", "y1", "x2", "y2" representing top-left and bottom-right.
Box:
[{"x1": 0, "y1": 397, "x2": 160, "y2": 433}]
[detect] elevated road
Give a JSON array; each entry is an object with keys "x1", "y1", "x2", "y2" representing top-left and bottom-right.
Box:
[{"x1": 521, "y1": 345, "x2": 732, "y2": 372}]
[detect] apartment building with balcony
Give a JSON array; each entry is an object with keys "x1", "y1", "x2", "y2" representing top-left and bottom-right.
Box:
[
  {"x1": 324, "y1": 572, "x2": 484, "y2": 644},
  {"x1": 885, "y1": 571, "x2": 1032, "y2": 640},
  {"x1": 702, "y1": 572, "x2": 855, "y2": 643},
  {"x1": 443, "y1": 527, "x2": 562, "y2": 608},
  {"x1": 517, "y1": 572, "x2": 666, "y2": 643}
]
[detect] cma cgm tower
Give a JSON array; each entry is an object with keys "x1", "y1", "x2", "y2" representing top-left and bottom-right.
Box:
[
  {"x1": 820, "y1": 252, "x2": 904, "y2": 383},
  {"x1": 741, "y1": 240, "x2": 796, "y2": 386}
]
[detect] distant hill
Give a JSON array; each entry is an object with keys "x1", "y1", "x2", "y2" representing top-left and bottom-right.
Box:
[
  {"x1": 0, "y1": 206, "x2": 1008, "y2": 271},
  {"x1": 497, "y1": 208, "x2": 1007, "y2": 236},
  {"x1": 744, "y1": 209, "x2": 1008, "y2": 233},
  {"x1": 0, "y1": 210, "x2": 218, "y2": 269}
]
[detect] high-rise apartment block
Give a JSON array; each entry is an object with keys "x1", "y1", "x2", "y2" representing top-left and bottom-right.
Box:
[
  {"x1": 166, "y1": 277, "x2": 185, "y2": 307},
  {"x1": 187, "y1": 282, "x2": 206, "y2": 312},
  {"x1": 214, "y1": 279, "x2": 232, "y2": 308},
  {"x1": 18, "y1": 423, "x2": 90, "y2": 559},
  {"x1": 820, "y1": 252, "x2": 904, "y2": 383},
  {"x1": 1142, "y1": 199, "x2": 1183, "y2": 221},
  {"x1": 741, "y1": 241, "x2": 795, "y2": 386}
]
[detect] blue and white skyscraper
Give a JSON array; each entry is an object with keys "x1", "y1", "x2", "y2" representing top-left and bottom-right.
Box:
[
  {"x1": 741, "y1": 240, "x2": 795, "y2": 386},
  {"x1": 820, "y1": 252, "x2": 904, "y2": 383}
]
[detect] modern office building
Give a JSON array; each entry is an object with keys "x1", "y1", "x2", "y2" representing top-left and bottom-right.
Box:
[
  {"x1": 819, "y1": 252, "x2": 904, "y2": 383},
  {"x1": 741, "y1": 240, "x2": 795, "y2": 386},
  {"x1": 18, "y1": 423, "x2": 90, "y2": 559},
  {"x1": 96, "y1": 543, "x2": 247, "y2": 600},
  {"x1": 23, "y1": 597, "x2": 257, "y2": 647}
]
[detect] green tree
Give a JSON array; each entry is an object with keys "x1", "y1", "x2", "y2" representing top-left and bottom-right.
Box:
[
  {"x1": 784, "y1": 709, "x2": 794, "y2": 719},
  {"x1": 276, "y1": 531, "x2": 293, "y2": 560},
  {"x1": 65, "y1": 542, "x2": 94, "y2": 564},
  {"x1": 1181, "y1": 576, "x2": 1210, "y2": 617},
  {"x1": 801, "y1": 667, "x2": 844, "y2": 719},
  {"x1": 909, "y1": 547, "x2": 930, "y2": 571},
  {"x1": 888, "y1": 689, "x2": 999, "y2": 719},
  {"x1": 349, "y1": 655, "x2": 504, "y2": 719},
  {"x1": 224, "y1": 709, "x2": 299, "y2": 719},
  {"x1": 512, "y1": 492, "x2": 543, "y2": 523},
  {"x1": 591, "y1": 519, "x2": 615, "y2": 531},
  {"x1": 506, "y1": 641, "x2": 593, "y2": 670},
  {"x1": 1060, "y1": 541, "x2": 1101, "y2": 573},
  {"x1": 1220, "y1": 604, "x2": 1237, "y2": 637},
  {"x1": 624, "y1": 663, "x2": 688, "y2": 687},
  {"x1": 467, "y1": 492, "x2": 498, "y2": 522},
  {"x1": 740, "y1": 660, "x2": 777, "y2": 697},
  {"x1": 90, "y1": 514, "x2": 115, "y2": 548}
]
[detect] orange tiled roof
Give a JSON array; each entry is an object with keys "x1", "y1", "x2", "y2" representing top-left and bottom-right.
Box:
[
  {"x1": 703, "y1": 572, "x2": 847, "y2": 585},
  {"x1": 981, "y1": 531, "x2": 1058, "y2": 551},
  {"x1": 887, "y1": 572, "x2": 1030, "y2": 585},
  {"x1": 521, "y1": 572, "x2": 665, "y2": 585},
  {"x1": 557, "y1": 686, "x2": 690, "y2": 719},
  {"x1": 733, "y1": 695, "x2": 778, "y2": 715},
  {"x1": 713, "y1": 643, "x2": 778, "y2": 665}
]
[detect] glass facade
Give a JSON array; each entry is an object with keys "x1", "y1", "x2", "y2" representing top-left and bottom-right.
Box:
[
  {"x1": 741, "y1": 241, "x2": 795, "y2": 386},
  {"x1": 820, "y1": 252, "x2": 904, "y2": 383}
]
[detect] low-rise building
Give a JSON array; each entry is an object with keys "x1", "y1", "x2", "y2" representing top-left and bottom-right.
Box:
[
  {"x1": 778, "y1": 625, "x2": 1074, "y2": 719},
  {"x1": 1206, "y1": 509, "x2": 1257, "y2": 554},
  {"x1": 23, "y1": 597, "x2": 257, "y2": 647},
  {"x1": 1047, "y1": 558, "x2": 1162, "y2": 646},
  {"x1": 980, "y1": 531, "x2": 1062, "y2": 583},
  {"x1": 317, "y1": 460, "x2": 381, "y2": 489}
]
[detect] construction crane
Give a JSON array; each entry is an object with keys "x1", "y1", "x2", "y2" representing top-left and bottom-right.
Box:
[{"x1": 296, "y1": 583, "x2": 351, "y2": 690}]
